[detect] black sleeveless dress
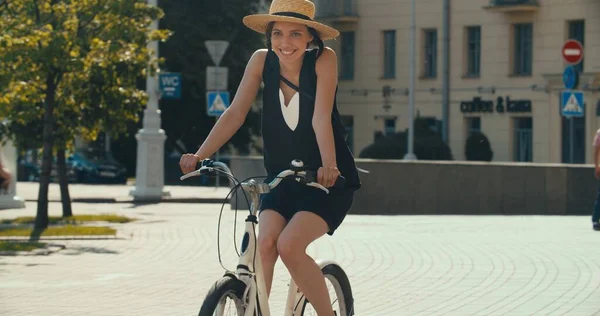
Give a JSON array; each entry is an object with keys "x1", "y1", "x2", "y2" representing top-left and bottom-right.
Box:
[{"x1": 258, "y1": 49, "x2": 361, "y2": 235}]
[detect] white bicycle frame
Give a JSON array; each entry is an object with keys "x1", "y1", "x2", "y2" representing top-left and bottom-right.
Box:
[{"x1": 182, "y1": 160, "x2": 339, "y2": 316}]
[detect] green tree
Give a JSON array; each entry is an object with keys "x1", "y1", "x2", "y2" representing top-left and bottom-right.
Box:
[
  {"x1": 0, "y1": 0, "x2": 170, "y2": 229},
  {"x1": 359, "y1": 118, "x2": 453, "y2": 161},
  {"x1": 465, "y1": 132, "x2": 493, "y2": 161}
]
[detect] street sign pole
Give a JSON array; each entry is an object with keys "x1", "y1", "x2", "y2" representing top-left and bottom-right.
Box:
[
  {"x1": 213, "y1": 55, "x2": 221, "y2": 188},
  {"x1": 205, "y1": 41, "x2": 230, "y2": 188},
  {"x1": 561, "y1": 39, "x2": 584, "y2": 163},
  {"x1": 570, "y1": 117, "x2": 575, "y2": 163}
]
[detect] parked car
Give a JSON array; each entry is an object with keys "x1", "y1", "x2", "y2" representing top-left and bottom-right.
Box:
[
  {"x1": 68, "y1": 149, "x2": 128, "y2": 184},
  {"x1": 18, "y1": 158, "x2": 40, "y2": 182},
  {"x1": 18, "y1": 155, "x2": 77, "y2": 183}
]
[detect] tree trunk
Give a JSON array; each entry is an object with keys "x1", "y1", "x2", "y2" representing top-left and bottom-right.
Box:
[
  {"x1": 35, "y1": 72, "x2": 58, "y2": 230},
  {"x1": 56, "y1": 146, "x2": 72, "y2": 217}
]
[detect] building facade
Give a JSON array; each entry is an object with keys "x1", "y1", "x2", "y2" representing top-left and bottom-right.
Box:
[{"x1": 314, "y1": 0, "x2": 600, "y2": 163}]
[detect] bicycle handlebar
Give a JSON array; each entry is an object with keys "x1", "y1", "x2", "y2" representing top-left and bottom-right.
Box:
[
  {"x1": 179, "y1": 160, "x2": 231, "y2": 181},
  {"x1": 180, "y1": 159, "x2": 345, "y2": 194}
]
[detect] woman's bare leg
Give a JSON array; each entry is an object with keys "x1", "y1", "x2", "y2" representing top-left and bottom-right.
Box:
[
  {"x1": 277, "y1": 211, "x2": 334, "y2": 316},
  {"x1": 257, "y1": 209, "x2": 287, "y2": 296}
]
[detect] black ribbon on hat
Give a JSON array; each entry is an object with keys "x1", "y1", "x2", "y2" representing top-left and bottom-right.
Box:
[{"x1": 272, "y1": 11, "x2": 313, "y2": 21}]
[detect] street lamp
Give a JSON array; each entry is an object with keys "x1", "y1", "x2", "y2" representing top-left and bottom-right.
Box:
[{"x1": 403, "y1": 0, "x2": 417, "y2": 160}]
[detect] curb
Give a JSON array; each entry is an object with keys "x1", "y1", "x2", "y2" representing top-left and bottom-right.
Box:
[
  {"x1": 0, "y1": 235, "x2": 122, "y2": 241},
  {"x1": 0, "y1": 242, "x2": 66, "y2": 256},
  {"x1": 24, "y1": 198, "x2": 230, "y2": 204}
]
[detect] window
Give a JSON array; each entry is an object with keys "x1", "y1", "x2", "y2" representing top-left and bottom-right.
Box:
[
  {"x1": 383, "y1": 30, "x2": 396, "y2": 78},
  {"x1": 466, "y1": 26, "x2": 481, "y2": 76},
  {"x1": 568, "y1": 20, "x2": 585, "y2": 73},
  {"x1": 466, "y1": 117, "x2": 481, "y2": 137},
  {"x1": 423, "y1": 29, "x2": 437, "y2": 78},
  {"x1": 340, "y1": 32, "x2": 355, "y2": 80},
  {"x1": 341, "y1": 115, "x2": 354, "y2": 153},
  {"x1": 514, "y1": 117, "x2": 533, "y2": 162},
  {"x1": 513, "y1": 23, "x2": 533, "y2": 76},
  {"x1": 384, "y1": 118, "x2": 396, "y2": 136},
  {"x1": 343, "y1": 0, "x2": 354, "y2": 15}
]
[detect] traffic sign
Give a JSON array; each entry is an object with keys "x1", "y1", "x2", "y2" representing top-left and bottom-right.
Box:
[
  {"x1": 206, "y1": 66, "x2": 228, "y2": 91},
  {"x1": 562, "y1": 40, "x2": 584, "y2": 65},
  {"x1": 207, "y1": 91, "x2": 230, "y2": 117},
  {"x1": 561, "y1": 90, "x2": 584, "y2": 117},
  {"x1": 158, "y1": 72, "x2": 181, "y2": 99},
  {"x1": 562, "y1": 66, "x2": 579, "y2": 90},
  {"x1": 205, "y1": 41, "x2": 229, "y2": 66}
]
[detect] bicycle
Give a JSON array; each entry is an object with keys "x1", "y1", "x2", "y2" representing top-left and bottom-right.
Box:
[{"x1": 181, "y1": 158, "x2": 355, "y2": 316}]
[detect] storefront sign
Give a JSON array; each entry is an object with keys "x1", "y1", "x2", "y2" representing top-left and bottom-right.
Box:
[{"x1": 460, "y1": 96, "x2": 532, "y2": 113}]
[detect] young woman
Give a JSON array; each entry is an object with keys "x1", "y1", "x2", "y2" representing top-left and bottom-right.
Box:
[{"x1": 180, "y1": 0, "x2": 361, "y2": 314}]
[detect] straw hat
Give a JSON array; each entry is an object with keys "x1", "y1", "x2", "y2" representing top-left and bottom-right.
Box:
[{"x1": 243, "y1": 0, "x2": 340, "y2": 40}]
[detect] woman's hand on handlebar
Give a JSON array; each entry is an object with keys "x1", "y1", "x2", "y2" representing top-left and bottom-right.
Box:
[
  {"x1": 317, "y1": 166, "x2": 340, "y2": 188},
  {"x1": 179, "y1": 153, "x2": 202, "y2": 174}
]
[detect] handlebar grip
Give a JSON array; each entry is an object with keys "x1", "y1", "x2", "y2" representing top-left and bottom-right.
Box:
[
  {"x1": 180, "y1": 166, "x2": 212, "y2": 180},
  {"x1": 303, "y1": 170, "x2": 346, "y2": 189}
]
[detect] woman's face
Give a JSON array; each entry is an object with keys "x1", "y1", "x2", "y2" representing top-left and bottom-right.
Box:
[{"x1": 270, "y1": 21, "x2": 313, "y2": 64}]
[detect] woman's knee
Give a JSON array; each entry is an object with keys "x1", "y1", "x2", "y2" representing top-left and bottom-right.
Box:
[
  {"x1": 258, "y1": 209, "x2": 287, "y2": 259},
  {"x1": 258, "y1": 233, "x2": 279, "y2": 259},
  {"x1": 276, "y1": 234, "x2": 305, "y2": 265}
]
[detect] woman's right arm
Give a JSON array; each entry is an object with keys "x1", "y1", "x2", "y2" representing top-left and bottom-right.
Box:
[{"x1": 180, "y1": 49, "x2": 267, "y2": 174}]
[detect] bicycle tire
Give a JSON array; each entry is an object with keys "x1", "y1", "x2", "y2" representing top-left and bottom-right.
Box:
[
  {"x1": 199, "y1": 275, "x2": 247, "y2": 316},
  {"x1": 299, "y1": 263, "x2": 355, "y2": 316}
]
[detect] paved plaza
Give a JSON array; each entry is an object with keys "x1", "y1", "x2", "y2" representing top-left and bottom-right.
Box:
[{"x1": 1, "y1": 183, "x2": 600, "y2": 315}]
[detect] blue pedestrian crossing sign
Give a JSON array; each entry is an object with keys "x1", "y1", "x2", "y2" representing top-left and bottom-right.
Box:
[
  {"x1": 159, "y1": 72, "x2": 181, "y2": 99},
  {"x1": 207, "y1": 91, "x2": 230, "y2": 117},
  {"x1": 561, "y1": 90, "x2": 584, "y2": 117}
]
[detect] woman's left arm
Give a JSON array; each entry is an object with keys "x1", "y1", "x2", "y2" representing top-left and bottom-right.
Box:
[{"x1": 313, "y1": 47, "x2": 340, "y2": 187}]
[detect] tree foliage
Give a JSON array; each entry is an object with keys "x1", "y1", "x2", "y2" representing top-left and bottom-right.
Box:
[
  {"x1": 156, "y1": 0, "x2": 264, "y2": 156},
  {"x1": 0, "y1": 0, "x2": 170, "y2": 228},
  {"x1": 465, "y1": 132, "x2": 493, "y2": 162}
]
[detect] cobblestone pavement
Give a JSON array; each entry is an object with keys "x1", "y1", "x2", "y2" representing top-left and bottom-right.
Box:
[{"x1": 1, "y1": 200, "x2": 599, "y2": 316}]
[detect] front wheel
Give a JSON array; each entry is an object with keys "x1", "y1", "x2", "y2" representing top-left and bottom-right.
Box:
[
  {"x1": 199, "y1": 275, "x2": 246, "y2": 316},
  {"x1": 300, "y1": 263, "x2": 354, "y2": 316}
]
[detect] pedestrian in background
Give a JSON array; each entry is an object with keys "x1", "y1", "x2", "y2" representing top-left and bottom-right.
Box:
[
  {"x1": 592, "y1": 128, "x2": 600, "y2": 231},
  {"x1": 0, "y1": 155, "x2": 12, "y2": 192}
]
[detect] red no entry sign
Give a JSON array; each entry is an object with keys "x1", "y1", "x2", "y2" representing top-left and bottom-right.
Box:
[{"x1": 562, "y1": 40, "x2": 584, "y2": 65}]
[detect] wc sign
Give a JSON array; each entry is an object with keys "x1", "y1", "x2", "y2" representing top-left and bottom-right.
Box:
[{"x1": 159, "y1": 72, "x2": 182, "y2": 100}]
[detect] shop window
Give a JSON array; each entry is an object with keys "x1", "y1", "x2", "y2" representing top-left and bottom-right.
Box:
[
  {"x1": 514, "y1": 117, "x2": 532, "y2": 162},
  {"x1": 465, "y1": 117, "x2": 481, "y2": 137},
  {"x1": 384, "y1": 118, "x2": 396, "y2": 136}
]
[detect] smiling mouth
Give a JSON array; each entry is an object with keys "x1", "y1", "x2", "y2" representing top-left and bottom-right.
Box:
[{"x1": 279, "y1": 49, "x2": 297, "y2": 56}]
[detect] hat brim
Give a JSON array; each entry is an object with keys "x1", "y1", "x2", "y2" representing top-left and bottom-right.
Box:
[{"x1": 243, "y1": 14, "x2": 340, "y2": 41}]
